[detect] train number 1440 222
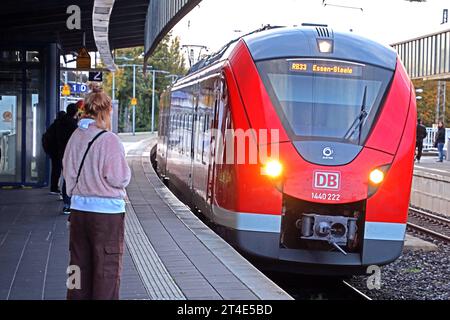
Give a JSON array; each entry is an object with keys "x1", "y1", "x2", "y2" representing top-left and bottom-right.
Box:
[{"x1": 311, "y1": 193, "x2": 341, "y2": 201}]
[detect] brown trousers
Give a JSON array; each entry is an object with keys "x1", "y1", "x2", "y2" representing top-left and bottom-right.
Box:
[{"x1": 67, "y1": 210, "x2": 125, "y2": 300}]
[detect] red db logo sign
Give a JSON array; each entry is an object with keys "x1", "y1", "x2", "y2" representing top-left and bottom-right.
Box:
[{"x1": 314, "y1": 171, "x2": 341, "y2": 190}]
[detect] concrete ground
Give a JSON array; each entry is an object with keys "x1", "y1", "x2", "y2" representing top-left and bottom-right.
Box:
[
  {"x1": 404, "y1": 235, "x2": 438, "y2": 252},
  {"x1": 415, "y1": 156, "x2": 450, "y2": 177}
]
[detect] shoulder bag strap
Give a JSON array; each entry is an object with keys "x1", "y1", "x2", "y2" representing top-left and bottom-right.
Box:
[{"x1": 72, "y1": 130, "x2": 108, "y2": 193}]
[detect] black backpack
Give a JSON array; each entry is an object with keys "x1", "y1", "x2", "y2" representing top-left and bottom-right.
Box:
[{"x1": 42, "y1": 122, "x2": 57, "y2": 156}]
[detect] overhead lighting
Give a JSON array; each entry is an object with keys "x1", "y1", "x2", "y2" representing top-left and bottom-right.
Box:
[{"x1": 317, "y1": 39, "x2": 334, "y2": 53}]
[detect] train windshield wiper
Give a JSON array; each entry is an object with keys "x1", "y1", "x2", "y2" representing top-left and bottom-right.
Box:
[{"x1": 343, "y1": 86, "x2": 368, "y2": 143}]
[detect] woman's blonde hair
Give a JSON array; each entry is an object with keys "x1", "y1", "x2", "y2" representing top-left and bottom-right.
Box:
[{"x1": 83, "y1": 84, "x2": 112, "y2": 130}]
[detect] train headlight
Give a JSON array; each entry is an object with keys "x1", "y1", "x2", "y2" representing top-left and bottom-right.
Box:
[
  {"x1": 369, "y1": 169, "x2": 385, "y2": 185},
  {"x1": 317, "y1": 39, "x2": 334, "y2": 53},
  {"x1": 262, "y1": 160, "x2": 283, "y2": 178}
]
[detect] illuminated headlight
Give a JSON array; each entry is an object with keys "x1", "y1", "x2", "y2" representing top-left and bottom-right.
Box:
[
  {"x1": 317, "y1": 39, "x2": 334, "y2": 53},
  {"x1": 369, "y1": 169, "x2": 385, "y2": 185},
  {"x1": 261, "y1": 160, "x2": 283, "y2": 178}
]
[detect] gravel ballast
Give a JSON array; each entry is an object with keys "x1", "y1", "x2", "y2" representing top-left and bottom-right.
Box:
[{"x1": 349, "y1": 235, "x2": 450, "y2": 300}]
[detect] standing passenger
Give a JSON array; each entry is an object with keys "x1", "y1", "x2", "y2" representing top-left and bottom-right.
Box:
[
  {"x1": 43, "y1": 111, "x2": 66, "y2": 194},
  {"x1": 435, "y1": 121, "x2": 446, "y2": 163},
  {"x1": 55, "y1": 104, "x2": 79, "y2": 214},
  {"x1": 63, "y1": 86, "x2": 131, "y2": 300},
  {"x1": 416, "y1": 119, "x2": 427, "y2": 163}
]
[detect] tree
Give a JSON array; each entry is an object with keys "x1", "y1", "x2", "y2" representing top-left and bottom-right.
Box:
[
  {"x1": 413, "y1": 79, "x2": 450, "y2": 127},
  {"x1": 103, "y1": 32, "x2": 187, "y2": 132}
]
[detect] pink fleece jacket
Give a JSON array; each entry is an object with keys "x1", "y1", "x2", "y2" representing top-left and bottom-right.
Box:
[{"x1": 63, "y1": 123, "x2": 131, "y2": 199}]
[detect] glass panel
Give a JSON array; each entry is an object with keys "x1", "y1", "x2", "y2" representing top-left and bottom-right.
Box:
[
  {"x1": 25, "y1": 68, "x2": 45, "y2": 184},
  {"x1": 0, "y1": 50, "x2": 21, "y2": 62},
  {"x1": 257, "y1": 59, "x2": 394, "y2": 145},
  {"x1": 0, "y1": 68, "x2": 22, "y2": 183},
  {"x1": 26, "y1": 51, "x2": 40, "y2": 63}
]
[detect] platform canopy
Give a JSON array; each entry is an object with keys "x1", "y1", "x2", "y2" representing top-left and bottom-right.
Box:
[{"x1": 0, "y1": 0, "x2": 201, "y2": 70}]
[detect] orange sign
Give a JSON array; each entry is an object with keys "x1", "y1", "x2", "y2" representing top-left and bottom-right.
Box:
[
  {"x1": 61, "y1": 84, "x2": 71, "y2": 96},
  {"x1": 131, "y1": 98, "x2": 138, "y2": 106},
  {"x1": 76, "y1": 47, "x2": 91, "y2": 69}
]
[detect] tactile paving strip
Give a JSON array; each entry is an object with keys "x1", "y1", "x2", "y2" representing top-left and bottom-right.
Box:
[{"x1": 124, "y1": 202, "x2": 185, "y2": 300}]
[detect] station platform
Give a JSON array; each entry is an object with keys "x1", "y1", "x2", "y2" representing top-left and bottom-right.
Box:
[
  {"x1": 412, "y1": 156, "x2": 450, "y2": 216},
  {"x1": 415, "y1": 156, "x2": 450, "y2": 178},
  {"x1": 0, "y1": 133, "x2": 291, "y2": 300}
]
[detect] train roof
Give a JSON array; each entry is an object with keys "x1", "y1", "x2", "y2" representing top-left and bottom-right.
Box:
[
  {"x1": 243, "y1": 26, "x2": 398, "y2": 70},
  {"x1": 186, "y1": 26, "x2": 398, "y2": 76}
]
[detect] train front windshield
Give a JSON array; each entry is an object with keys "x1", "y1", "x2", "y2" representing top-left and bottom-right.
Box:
[{"x1": 257, "y1": 59, "x2": 394, "y2": 145}]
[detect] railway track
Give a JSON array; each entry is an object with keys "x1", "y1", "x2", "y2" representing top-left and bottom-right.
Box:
[
  {"x1": 408, "y1": 207, "x2": 450, "y2": 243},
  {"x1": 264, "y1": 272, "x2": 372, "y2": 300},
  {"x1": 342, "y1": 280, "x2": 373, "y2": 300}
]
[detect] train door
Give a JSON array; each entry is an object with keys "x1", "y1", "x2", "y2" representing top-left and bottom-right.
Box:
[
  {"x1": 207, "y1": 76, "x2": 227, "y2": 213},
  {"x1": 157, "y1": 92, "x2": 170, "y2": 178},
  {"x1": 206, "y1": 79, "x2": 220, "y2": 206}
]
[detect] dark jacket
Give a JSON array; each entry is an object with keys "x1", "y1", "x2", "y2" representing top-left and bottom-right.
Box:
[
  {"x1": 54, "y1": 115, "x2": 78, "y2": 160},
  {"x1": 435, "y1": 127, "x2": 446, "y2": 145},
  {"x1": 42, "y1": 119, "x2": 60, "y2": 158},
  {"x1": 416, "y1": 124, "x2": 427, "y2": 141}
]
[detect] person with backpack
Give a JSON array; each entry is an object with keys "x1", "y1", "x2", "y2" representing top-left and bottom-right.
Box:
[
  {"x1": 42, "y1": 111, "x2": 66, "y2": 194},
  {"x1": 416, "y1": 119, "x2": 427, "y2": 163},
  {"x1": 63, "y1": 86, "x2": 131, "y2": 300}
]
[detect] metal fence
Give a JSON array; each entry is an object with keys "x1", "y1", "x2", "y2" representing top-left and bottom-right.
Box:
[
  {"x1": 392, "y1": 29, "x2": 450, "y2": 80},
  {"x1": 423, "y1": 128, "x2": 450, "y2": 152}
]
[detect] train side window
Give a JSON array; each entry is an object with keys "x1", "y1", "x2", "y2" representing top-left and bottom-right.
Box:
[
  {"x1": 185, "y1": 114, "x2": 189, "y2": 158},
  {"x1": 181, "y1": 114, "x2": 185, "y2": 155},
  {"x1": 189, "y1": 114, "x2": 194, "y2": 158},
  {"x1": 196, "y1": 115, "x2": 203, "y2": 162},
  {"x1": 180, "y1": 114, "x2": 186, "y2": 154},
  {"x1": 169, "y1": 114, "x2": 174, "y2": 150},
  {"x1": 177, "y1": 114, "x2": 181, "y2": 153},
  {"x1": 202, "y1": 115, "x2": 209, "y2": 164}
]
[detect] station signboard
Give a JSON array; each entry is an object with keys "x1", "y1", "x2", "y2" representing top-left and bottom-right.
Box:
[
  {"x1": 89, "y1": 71, "x2": 103, "y2": 82},
  {"x1": 60, "y1": 82, "x2": 89, "y2": 95}
]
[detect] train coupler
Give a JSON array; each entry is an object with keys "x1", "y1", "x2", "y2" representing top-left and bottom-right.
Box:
[{"x1": 297, "y1": 214, "x2": 358, "y2": 255}]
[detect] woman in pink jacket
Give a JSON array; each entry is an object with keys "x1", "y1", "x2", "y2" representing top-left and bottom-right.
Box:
[{"x1": 63, "y1": 86, "x2": 131, "y2": 300}]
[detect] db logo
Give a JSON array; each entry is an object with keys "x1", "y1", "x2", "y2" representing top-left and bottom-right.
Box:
[{"x1": 314, "y1": 171, "x2": 341, "y2": 190}]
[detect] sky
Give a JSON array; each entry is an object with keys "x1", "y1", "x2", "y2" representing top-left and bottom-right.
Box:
[{"x1": 171, "y1": 0, "x2": 449, "y2": 57}]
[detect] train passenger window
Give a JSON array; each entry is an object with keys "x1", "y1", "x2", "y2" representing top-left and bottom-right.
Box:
[
  {"x1": 197, "y1": 115, "x2": 204, "y2": 162},
  {"x1": 177, "y1": 114, "x2": 182, "y2": 152},
  {"x1": 169, "y1": 114, "x2": 174, "y2": 150},
  {"x1": 202, "y1": 115, "x2": 209, "y2": 165},
  {"x1": 187, "y1": 114, "x2": 193, "y2": 158},
  {"x1": 257, "y1": 59, "x2": 394, "y2": 145}
]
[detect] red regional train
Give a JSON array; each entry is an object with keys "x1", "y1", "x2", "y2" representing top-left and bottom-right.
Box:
[{"x1": 155, "y1": 26, "x2": 417, "y2": 274}]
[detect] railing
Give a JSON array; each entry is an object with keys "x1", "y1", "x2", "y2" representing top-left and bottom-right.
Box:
[{"x1": 423, "y1": 128, "x2": 450, "y2": 152}]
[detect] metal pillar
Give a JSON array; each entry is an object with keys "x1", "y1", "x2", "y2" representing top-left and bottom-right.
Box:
[
  {"x1": 436, "y1": 81, "x2": 447, "y2": 123},
  {"x1": 112, "y1": 72, "x2": 116, "y2": 100},
  {"x1": 151, "y1": 70, "x2": 156, "y2": 133},
  {"x1": 64, "y1": 71, "x2": 68, "y2": 111},
  {"x1": 132, "y1": 64, "x2": 136, "y2": 136}
]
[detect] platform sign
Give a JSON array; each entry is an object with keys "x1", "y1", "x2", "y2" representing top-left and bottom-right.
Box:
[
  {"x1": 61, "y1": 84, "x2": 71, "y2": 96},
  {"x1": 60, "y1": 83, "x2": 88, "y2": 95},
  {"x1": 76, "y1": 47, "x2": 91, "y2": 69},
  {"x1": 89, "y1": 71, "x2": 103, "y2": 82}
]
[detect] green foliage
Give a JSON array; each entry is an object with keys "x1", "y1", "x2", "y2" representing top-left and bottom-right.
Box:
[
  {"x1": 103, "y1": 32, "x2": 187, "y2": 132},
  {"x1": 413, "y1": 79, "x2": 450, "y2": 127}
]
